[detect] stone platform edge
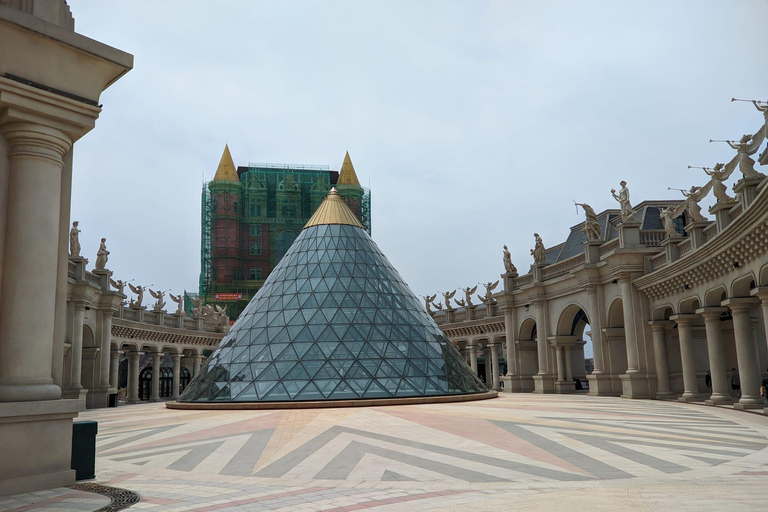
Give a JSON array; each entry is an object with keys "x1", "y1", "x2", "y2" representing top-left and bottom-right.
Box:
[{"x1": 165, "y1": 391, "x2": 498, "y2": 410}]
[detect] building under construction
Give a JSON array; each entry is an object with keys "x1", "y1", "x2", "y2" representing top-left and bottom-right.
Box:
[{"x1": 199, "y1": 146, "x2": 371, "y2": 319}]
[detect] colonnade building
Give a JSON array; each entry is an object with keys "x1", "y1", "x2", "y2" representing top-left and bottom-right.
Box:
[{"x1": 434, "y1": 170, "x2": 768, "y2": 414}]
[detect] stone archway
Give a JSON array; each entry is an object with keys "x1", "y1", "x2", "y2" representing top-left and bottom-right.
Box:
[
  {"x1": 602, "y1": 298, "x2": 628, "y2": 396},
  {"x1": 554, "y1": 304, "x2": 591, "y2": 392},
  {"x1": 516, "y1": 318, "x2": 538, "y2": 391}
]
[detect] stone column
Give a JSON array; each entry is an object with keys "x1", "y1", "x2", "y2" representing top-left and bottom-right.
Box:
[
  {"x1": 127, "y1": 351, "x2": 142, "y2": 404},
  {"x1": 98, "y1": 312, "x2": 113, "y2": 390},
  {"x1": 565, "y1": 346, "x2": 573, "y2": 381},
  {"x1": 109, "y1": 350, "x2": 122, "y2": 390},
  {"x1": 468, "y1": 345, "x2": 478, "y2": 375},
  {"x1": 586, "y1": 286, "x2": 605, "y2": 373},
  {"x1": 750, "y1": 287, "x2": 768, "y2": 355},
  {"x1": 555, "y1": 346, "x2": 565, "y2": 382},
  {"x1": 648, "y1": 321, "x2": 673, "y2": 398},
  {"x1": 489, "y1": 343, "x2": 501, "y2": 391},
  {"x1": 67, "y1": 302, "x2": 86, "y2": 399},
  {"x1": 484, "y1": 347, "x2": 492, "y2": 385},
  {"x1": 671, "y1": 314, "x2": 700, "y2": 402},
  {"x1": 723, "y1": 298, "x2": 764, "y2": 409},
  {"x1": 619, "y1": 277, "x2": 639, "y2": 373},
  {"x1": 171, "y1": 353, "x2": 182, "y2": 400},
  {"x1": 193, "y1": 354, "x2": 203, "y2": 376},
  {"x1": 503, "y1": 308, "x2": 517, "y2": 376},
  {"x1": 149, "y1": 352, "x2": 162, "y2": 402},
  {"x1": 0, "y1": 122, "x2": 71, "y2": 402},
  {"x1": 535, "y1": 301, "x2": 549, "y2": 374},
  {"x1": 696, "y1": 307, "x2": 732, "y2": 405}
]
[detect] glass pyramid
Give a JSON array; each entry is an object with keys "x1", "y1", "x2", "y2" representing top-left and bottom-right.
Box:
[{"x1": 180, "y1": 189, "x2": 486, "y2": 403}]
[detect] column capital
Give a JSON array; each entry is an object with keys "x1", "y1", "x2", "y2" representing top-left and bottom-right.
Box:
[
  {"x1": 127, "y1": 350, "x2": 143, "y2": 359},
  {"x1": 0, "y1": 121, "x2": 71, "y2": 163},
  {"x1": 670, "y1": 313, "x2": 698, "y2": 325},
  {"x1": 721, "y1": 297, "x2": 760, "y2": 311},
  {"x1": 647, "y1": 320, "x2": 672, "y2": 331},
  {"x1": 750, "y1": 287, "x2": 768, "y2": 301},
  {"x1": 170, "y1": 353, "x2": 183, "y2": 361},
  {"x1": 695, "y1": 306, "x2": 728, "y2": 317}
]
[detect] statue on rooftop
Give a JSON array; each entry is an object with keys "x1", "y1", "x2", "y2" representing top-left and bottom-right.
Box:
[
  {"x1": 149, "y1": 289, "x2": 166, "y2": 311},
  {"x1": 423, "y1": 293, "x2": 437, "y2": 314},
  {"x1": 128, "y1": 283, "x2": 146, "y2": 308},
  {"x1": 575, "y1": 202, "x2": 601, "y2": 241},
  {"x1": 69, "y1": 221, "x2": 81, "y2": 257},
  {"x1": 94, "y1": 237, "x2": 109, "y2": 270},
  {"x1": 611, "y1": 181, "x2": 635, "y2": 222},
  {"x1": 477, "y1": 280, "x2": 499, "y2": 305},
  {"x1": 530, "y1": 233, "x2": 546, "y2": 264},
  {"x1": 702, "y1": 163, "x2": 737, "y2": 204},
  {"x1": 678, "y1": 185, "x2": 710, "y2": 223},
  {"x1": 460, "y1": 285, "x2": 477, "y2": 308},
  {"x1": 659, "y1": 205, "x2": 683, "y2": 238},
  {"x1": 109, "y1": 278, "x2": 126, "y2": 295},
  {"x1": 502, "y1": 245, "x2": 517, "y2": 274},
  {"x1": 441, "y1": 290, "x2": 456, "y2": 311},
  {"x1": 169, "y1": 292, "x2": 185, "y2": 315},
  {"x1": 722, "y1": 134, "x2": 765, "y2": 179}
]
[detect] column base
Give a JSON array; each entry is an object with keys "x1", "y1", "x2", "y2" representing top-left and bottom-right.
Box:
[
  {"x1": 501, "y1": 375, "x2": 526, "y2": 392},
  {"x1": 620, "y1": 372, "x2": 651, "y2": 399},
  {"x1": 678, "y1": 393, "x2": 702, "y2": 403},
  {"x1": 87, "y1": 387, "x2": 111, "y2": 409},
  {"x1": 555, "y1": 380, "x2": 576, "y2": 394},
  {"x1": 587, "y1": 373, "x2": 618, "y2": 396},
  {"x1": 126, "y1": 397, "x2": 140, "y2": 404},
  {"x1": 0, "y1": 399, "x2": 84, "y2": 495},
  {"x1": 705, "y1": 395, "x2": 733, "y2": 406},
  {"x1": 533, "y1": 374, "x2": 556, "y2": 394},
  {"x1": 656, "y1": 391, "x2": 677, "y2": 400},
  {"x1": 734, "y1": 400, "x2": 766, "y2": 410},
  {"x1": 62, "y1": 388, "x2": 88, "y2": 401}
]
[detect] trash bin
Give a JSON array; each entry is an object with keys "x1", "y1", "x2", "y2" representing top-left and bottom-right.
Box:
[
  {"x1": 108, "y1": 393, "x2": 118, "y2": 408},
  {"x1": 71, "y1": 420, "x2": 98, "y2": 480}
]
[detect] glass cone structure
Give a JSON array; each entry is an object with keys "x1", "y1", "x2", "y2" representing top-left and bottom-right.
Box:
[{"x1": 179, "y1": 189, "x2": 486, "y2": 403}]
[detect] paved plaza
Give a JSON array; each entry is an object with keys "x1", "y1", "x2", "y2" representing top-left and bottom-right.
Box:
[{"x1": 2, "y1": 394, "x2": 768, "y2": 511}]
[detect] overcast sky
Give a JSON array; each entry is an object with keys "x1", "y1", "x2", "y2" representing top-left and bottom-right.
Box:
[{"x1": 68, "y1": 0, "x2": 768, "y2": 306}]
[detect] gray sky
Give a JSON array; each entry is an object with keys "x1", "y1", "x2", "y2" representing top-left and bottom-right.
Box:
[{"x1": 68, "y1": 0, "x2": 768, "y2": 308}]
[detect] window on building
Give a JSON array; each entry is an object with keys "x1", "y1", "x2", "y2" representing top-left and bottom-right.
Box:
[
  {"x1": 257, "y1": 205, "x2": 262, "y2": 217},
  {"x1": 249, "y1": 203, "x2": 256, "y2": 217},
  {"x1": 256, "y1": 243, "x2": 262, "y2": 255},
  {"x1": 257, "y1": 268, "x2": 262, "y2": 280},
  {"x1": 256, "y1": 225, "x2": 262, "y2": 236},
  {"x1": 234, "y1": 202, "x2": 239, "y2": 214},
  {"x1": 249, "y1": 224, "x2": 257, "y2": 236},
  {"x1": 249, "y1": 243, "x2": 263, "y2": 256},
  {"x1": 249, "y1": 243, "x2": 257, "y2": 255},
  {"x1": 249, "y1": 268, "x2": 257, "y2": 280}
]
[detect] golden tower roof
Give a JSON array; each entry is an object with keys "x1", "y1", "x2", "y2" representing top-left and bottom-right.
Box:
[
  {"x1": 213, "y1": 144, "x2": 239, "y2": 182},
  {"x1": 304, "y1": 188, "x2": 364, "y2": 229},
  {"x1": 337, "y1": 151, "x2": 361, "y2": 187}
]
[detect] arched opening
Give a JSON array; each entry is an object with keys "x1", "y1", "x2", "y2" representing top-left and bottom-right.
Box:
[
  {"x1": 517, "y1": 318, "x2": 538, "y2": 390},
  {"x1": 180, "y1": 366, "x2": 191, "y2": 392},
  {"x1": 81, "y1": 325, "x2": 97, "y2": 403},
  {"x1": 731, "y1": 273, "x2": 756, "y2": 298},
  {"x1": 139, "y1": 366, "x2": 152, "y2": 400},
  {"x1": 556, "y1": 304, "x2": 591, "y2": 390},
  {"x1": 704, "y1": 286, "x2": 728, "y2": 308},
  {"x1": 604, "y1": 298, "x2": 628, "y2": 395}
]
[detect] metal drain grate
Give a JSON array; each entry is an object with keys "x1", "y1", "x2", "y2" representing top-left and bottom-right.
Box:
[{"x1": 69, "y1": 483, "x2": 141, "y2": 511}]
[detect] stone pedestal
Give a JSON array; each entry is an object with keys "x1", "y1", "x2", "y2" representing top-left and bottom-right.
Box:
[
  {"x1": 91, "y1": 268, "x2": 112, "y2": 292},
  {"x1": 172, "y1": 312, "x2": 186, "y2": 328},
  {"x1": 583, "y1": 240, "x2": 602, "y2": 264},
  {"x1": 0, "y1": 399, "x2": 83, "y2": 495},
  {"x1": 532, "y1": 264, "x2": 546, "y2": 284},
  {"x1": 502, "y1": 271, "x2": 518, "y2": 291},
  {"x1": 660, "y1": 238, "x2": 680, "y2": 264},
  {"x1": 709, "y1": 201, "x2": 736, "y2": 232},
  {"x1": 620, "y1": 372, "x2": 651, "y2": 399},
  {"x1": 733, "y1": 176, "x2": 767, "y2": 210},
  {"x1": 618, "y1": 220, "x2": 642, "y2": 248},
  {"x1": 533, "y1": 374, "x2": 556, "y2": 393},
  {"x1": 587, "y1": 373, "x2": 614, "y2": 396},
  {"x1": 684, "y1": 221, "x2": 711, "y2": 250},
  {"x1": 501, "y1": 375, "x2": 522, "y2": 392}
]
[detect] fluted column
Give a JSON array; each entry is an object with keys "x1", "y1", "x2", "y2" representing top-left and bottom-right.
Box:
[
  {"x1": 619, "y1": 277, "x2": 639, "y2": 372},
  {"x1": 555, "y1": 346, "x2": 565, "y2": 382},
  {"x1": 468, "y1": 344, "x2": 478, "y2": 375},
  {"x1": 171, "y1": 353, "x2": 182, "y2": 400},
  {"x1": 489, "y1": 343, "x2": 500, "y2": 391},
  {"x1": 671, "y1": 314, "x2": 700, "y2": 402},
  {"x1": 98, "y1": 312, "x2": 113, "y2": 390},
  {"x1": 149, "y1": 352, "x2": 162, "y2": 401},
  {"x1": 723, "y1": 298, "x2": 763, "y2": 409},
  {"x1": 67, "y1": 303, "x2": 86, "y2": 398},
  {"x1": 127, "y1": 351, "x2": 142, "y2": 404},
  {"x1": 109, "y1": 350, "x2": 122, "y2": 390},
  {"x1": 586, "y1": 285, "x2": 605, "y2": 373},
  {"x1": 648, "y1": 321, "x2": 673, "y2": 398},
  {"x1": 0, "y1": 122, "x2": 71, "y2": 401},
  {"x1": 696, "y1": 307, "x2": 732, "y2": 405}
]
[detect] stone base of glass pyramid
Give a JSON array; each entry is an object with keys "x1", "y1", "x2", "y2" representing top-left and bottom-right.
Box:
[
  {"x1": 172, "y1": 190, "x2": 491, "y2": 408},
  {"x1": 167, "y1": 390, "x2": 498, "y2": 410}
]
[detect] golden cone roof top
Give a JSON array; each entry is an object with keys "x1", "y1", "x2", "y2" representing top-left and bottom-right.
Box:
[
  {"x1": 337, "y1": 151, "x2": 361, "y2": 187},
  {"x1": 303, "y1": 187, "x2": 364, "y2": 229},
  {"x1": 213, "y1": 144, "x2": 239, "y2": 182}
]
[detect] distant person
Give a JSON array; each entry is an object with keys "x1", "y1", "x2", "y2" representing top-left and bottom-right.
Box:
[
  {"x1": 705, "y1": 370, "x2": 712, "y2": 391},
  {"x1": 731, "y1": 368, "x2": 740, "y2": 398}
]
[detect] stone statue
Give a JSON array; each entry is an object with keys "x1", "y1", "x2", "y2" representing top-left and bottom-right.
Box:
[
  {"x1": 723, "y1": 134, "x2": 765, "y2": 179},
  {"x1": 575, "y1": 202, "x2": 601, "y2": 241},
  {"x1": 477, "y1": 280, "x2": 499, "y2": 305},
  {"x1": 659, "y1": 206, "x2": 683, "y2": 238},
  {"x1": 441, "y1": 290, "x2": 456, "y2": 311},
  {"x1": 611, "y1": 181, "x2": 635, "y2": 222},
  {"x1": 502, "y1": 245, "x2": 517, "y2": 274},
  {"x1": 215, "y1": 305, "x2": 228, "y2": 318},
  {"x1": 169, "y1": 292, "x2": 185, "y2": 314},
  {"x1": 94, "y1": 237, "x2": 109, "y2": 270},
  {"x1": 109, "y1": 278, "x2": 126, "y2": 295},
  {"x1": 703, "y1": 163, "x2": 736, "y2": 204},
  {"x1": 461, "y1": 286, "x2": 477, "y2": 308},
  {"x1": 69, "y1": 221, "x2": 81, "y2": 257},
  {"x1": 128, "y1": 283, "x2": 146, "y2": 308},
  {"x1": 678, "y1": 185, "x2": 709, "y2": 223},
  {"x1": 149, "y1": 289, "x2": 166, "y2": 311},
  {"x1": 423, "y1": 294, "x2": 437, "y2": 314},
  {"x1": 530, "y1": 233, "x2": 546, "y2": 264}
]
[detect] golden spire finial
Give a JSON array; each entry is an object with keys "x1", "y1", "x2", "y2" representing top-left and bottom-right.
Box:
[
  {"x1": 213, "y1": 144, "x2": 239, "y2": 182},
  {"x1": 337, "y1": 151, "x2": 361, "y2": 187},
  {"x1": 303, "y1": 187, "x2": 363, "y2": 229}
]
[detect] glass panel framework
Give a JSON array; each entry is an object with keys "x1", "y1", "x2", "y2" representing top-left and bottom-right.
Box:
[{"x1": 181, "y1": 224, "x2": 486, "y2": 402}]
